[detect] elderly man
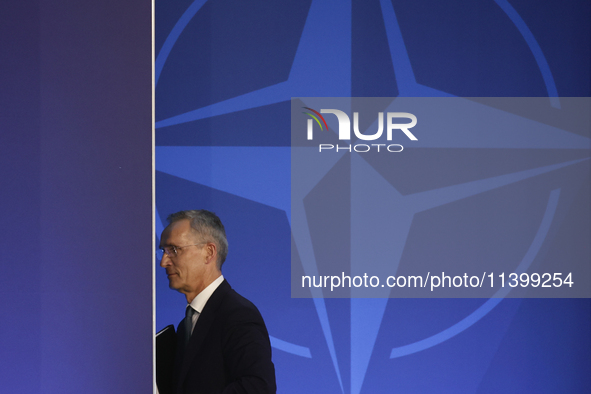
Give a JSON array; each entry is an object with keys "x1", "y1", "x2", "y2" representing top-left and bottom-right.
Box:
[{"x1": 158, "y1": 210, "x2": 276, "y2": 394}]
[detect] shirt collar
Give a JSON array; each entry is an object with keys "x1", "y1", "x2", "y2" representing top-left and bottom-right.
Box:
[{"x1": 188, "y1": 275, "x2": 224, "y2": 314}]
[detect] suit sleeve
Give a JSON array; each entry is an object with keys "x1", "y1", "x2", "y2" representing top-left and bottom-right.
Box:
[{"x1": 221, "y1": 312, "x2": 277, "y2": 394}]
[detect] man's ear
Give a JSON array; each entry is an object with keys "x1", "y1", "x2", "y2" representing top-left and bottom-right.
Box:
[{"x1": 204, "y1": 242, "x2": 217, "y2": 265}]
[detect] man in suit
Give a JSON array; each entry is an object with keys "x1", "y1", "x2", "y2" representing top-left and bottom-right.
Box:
[{"x1": 159, "y1": 210, "x2": 276, "y2": 394}]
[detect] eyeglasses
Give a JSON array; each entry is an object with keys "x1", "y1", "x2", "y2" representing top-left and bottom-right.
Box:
[{"x1": 156, "y1": 243, "x2": 207, "y2": 261}]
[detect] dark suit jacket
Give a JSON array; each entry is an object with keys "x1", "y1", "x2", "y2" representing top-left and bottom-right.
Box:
[{"x1": 173, "y1": 280, "x2": 276, "y2": 394}]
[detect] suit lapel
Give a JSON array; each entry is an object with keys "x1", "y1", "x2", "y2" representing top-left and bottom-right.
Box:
[{"x1": 178, "y1": 280, "x2": 231, "y2": 387}]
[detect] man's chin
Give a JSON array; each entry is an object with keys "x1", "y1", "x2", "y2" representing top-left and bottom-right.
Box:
[{"x1": 167, "y1": 276, "x2": 181, "y2": 290}]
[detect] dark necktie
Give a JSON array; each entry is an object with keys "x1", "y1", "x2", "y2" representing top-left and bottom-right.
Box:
[{"x1": 184, "y1": 306, "x2": 196, "y2": 347}]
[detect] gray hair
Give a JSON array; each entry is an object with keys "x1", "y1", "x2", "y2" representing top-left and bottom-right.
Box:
[{"x1": 167, "y1": 210, "x2": 228, "y2": 268}]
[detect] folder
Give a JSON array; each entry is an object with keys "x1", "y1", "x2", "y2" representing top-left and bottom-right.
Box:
[{"x1": 156, "y1": 325, "x2": 176, "y2": 394}]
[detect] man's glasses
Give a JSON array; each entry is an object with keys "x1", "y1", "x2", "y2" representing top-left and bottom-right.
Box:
[{"x1": 156, "y1": 243, "x2": 207, "y2": 261}]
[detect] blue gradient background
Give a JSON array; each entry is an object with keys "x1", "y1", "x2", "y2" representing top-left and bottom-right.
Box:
[
  {"x1": 0, "y1": 0, "x2": 588, "y2": 393},
  {"x1": 0, "y1": 0, "x2": 152, "y2": 392},
  {"x1": 156, "y1": 1, "x2": 589, "y2": 393}
]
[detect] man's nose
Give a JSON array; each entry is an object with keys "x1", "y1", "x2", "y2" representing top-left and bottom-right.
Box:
[{"x1": 159, "y1": 253, "x2": 170, "y2": 267}]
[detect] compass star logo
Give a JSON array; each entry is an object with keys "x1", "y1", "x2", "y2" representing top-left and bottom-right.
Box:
[{"x1": 155, "y1": 0, "x2": 590, "y2": 392}]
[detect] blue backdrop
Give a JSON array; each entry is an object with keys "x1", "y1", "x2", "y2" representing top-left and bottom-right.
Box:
[
  {"x1": 1, "y1": 0, "x2": 587, "y2": 393},
  {"x1": 0, "y1": 0, "x2": 152, "y2": 392},
  {"x1": 156, "y1": 1, "x2": 589, "y2": 393}
]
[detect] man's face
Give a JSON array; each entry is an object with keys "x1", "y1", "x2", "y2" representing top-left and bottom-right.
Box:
[{"x1": 159, "y1": 219, "x2": 208, "y2": 297}]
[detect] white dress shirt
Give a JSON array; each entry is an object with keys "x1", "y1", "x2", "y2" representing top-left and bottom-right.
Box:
[{"x1": 186, "y1": 275, "x2": 224, "y2": 335}]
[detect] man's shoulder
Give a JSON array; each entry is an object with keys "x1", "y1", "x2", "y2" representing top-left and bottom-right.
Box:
[{"x1": 215, "y1": 281, "x2": 266, "y2": 325}]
